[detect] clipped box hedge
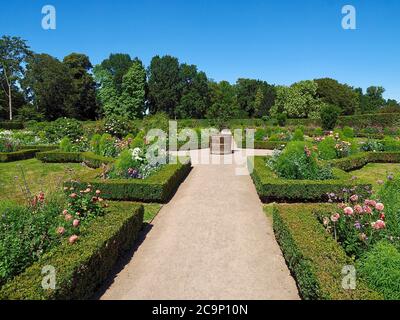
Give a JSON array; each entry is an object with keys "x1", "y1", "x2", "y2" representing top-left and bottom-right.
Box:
[
  {"x1": 0, "y1": 149, "x2": 38, "y2": 162},
  {"x1": 272, "y1": 203, "x2": 382, "y2": 300},
  {"x1": 250, "y1": 156, "x2": 369, "y2": 202},
  {"x1": 0, "y1": 121, "x2": 24, "y2": 129},
  {"x1": 64, "y1": 160, "x2": 192, "y2": 203},
  {"x1": 328, "y1": 152, "x2": 400, "y2": 171},
  {"x1": 36, "y1": 151, "x2": 114, "y2": 168},
  {"x1": 0, "y1": 202, "x2": 144, "y2": 300},
  {"x1": 18, "y1": 145, "x2": 58, "y2": 152}
]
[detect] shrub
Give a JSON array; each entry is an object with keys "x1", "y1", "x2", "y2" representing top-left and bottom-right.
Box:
[
  {"x1": 382, "y1": 137, "x2": 400, "y2": 151},
  {"x1": 103, "y1": 115, "x2": 135, "y2": 138},
  {"x1": 379, "y1": 175, "x2": 400, "y2": 237},
  {"x1": 99, "y1": 133, "x2": 118, "y2": 157},
  {"x1": 0, "y1": 202, "x2": 144, "y2": 299},
  {"x1": 292, "y1": 128, "x2": 304, "y2": 141},
  {"x1": 317, "y1": 196, "x2": 388, "y2": 258},
  {"x1": 320, "y1": 104, "x2": 341, "y2": 130},
  {"x1": 0, "y1": 149, "x2": 38, "y2": 163},
  {"x1": 276, "y1": 113, "x2": 287, "y2": 127},
  {"x1": 318, "y1": 137, "x2": 337, "y2": 160},
  {"x1": 268, "y1": 141, "x2": 333, "y2": 180},
  {"x1": 142, "y1": 112, "x2": 169, "y2": 133},
  {"x1": 357, "y1": 241, "x2": 400, "y2": 300},
  {"x1": 360, "y1": 139, "x2": 385, "y2": 152},
  {"x1": 90, "y1": 134, "x2": 102, "y2": 155},
  {"x1": 314, "y1": 127, "x2": 324, "y2": 136},
  {"x1": 59, "y1": 137, "x2": 73, "y2": 152},
  {"x1": 0, "y1": 194, "x2": 64, "y2": 286},
  {"x1": 64, "y1": 160, "x2": 191, "y2": 203},
  {"x1": 250, "y1": 156, "x2": 367, "y2": 202},
  {"x1": 254, "y1": 128, "x2": 268, "y2": 141},
  {"x1": 342, "y1": 126, "x2": 354, "y2": 138},
  {"x1": 272, "y1": 204, "x2": 382, "y2": 300}
]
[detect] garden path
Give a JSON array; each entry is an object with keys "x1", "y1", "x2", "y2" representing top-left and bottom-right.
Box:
[{"x1": 99, "y1": 147, "x2": 299, "y2": 300}]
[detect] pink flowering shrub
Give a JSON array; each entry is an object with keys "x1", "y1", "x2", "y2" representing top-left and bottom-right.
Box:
[
  {"x1": 57, "y1": 186, "x2": 107, "y2": 244},
  {"x1": 322, "y1": 192, "x2": 389, "y2": 258}
]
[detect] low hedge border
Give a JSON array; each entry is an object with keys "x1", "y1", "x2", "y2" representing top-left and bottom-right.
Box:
[
  {"x1": 328, "y1": 152, "x2": 400, "y2": 172},
  {"x1": 36, "y1": 151, "x2": 114, "y2": 168},
  {"x1": 18, "y1": 145, "x2": 58, "y2": 152},
  {"x1": 235, "y1": 136, "x2": 288, "y2": 150},
  {"x1": 64, "y1": 160, "x2": 192, "y2": 203},
  {"x1": 250, "y1": 156, "x2": 369, "y2": 202},
  {"x1": 0, "y1": 202, "x2": 143, "y2": 300},
  {"x1": 0, "y1": 149, "x2": 38, "y2": 162},
  {"x1": 272, "y1": 203, "x2": 382, "y2": 300},
  {"x1": 0, "y1": 121, "x2": 24, "y2": 129}
]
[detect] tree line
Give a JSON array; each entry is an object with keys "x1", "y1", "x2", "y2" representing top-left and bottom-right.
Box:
[{"x1": 1, "y1": 35, "x2": 399, "y2": 122}]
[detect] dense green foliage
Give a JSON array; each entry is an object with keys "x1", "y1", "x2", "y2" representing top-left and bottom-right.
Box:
[
  {"x1": 0, "y1": 202, "x2": 144, "y2": 299},
  {"x1": 272, "y1": 204, "x2": 382, "y2": 300},
  {"x1": 320, "y1": 104, "x2": 341, "y2": 130}
]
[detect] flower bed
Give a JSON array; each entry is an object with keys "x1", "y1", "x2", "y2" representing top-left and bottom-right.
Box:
[
  {"x1": 250, "y1": 156, "x2": 368, "y2": 202},
  {"x1": 0, "y1": 149, "x2": 38, "y2": 163},
  {"x1": 0, "y1": 201, "x2": 143, "y2": 300},
  {"x1": 272, "y1": 203, "x2": 382, "y2": 300},
  {"x1": 64, "y1": 159, "x2": 192, "y2": 203}
]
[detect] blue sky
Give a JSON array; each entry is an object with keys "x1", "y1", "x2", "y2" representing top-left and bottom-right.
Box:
[{"x1": 1, "y1": 0, "x2": 400, "y2": 99}]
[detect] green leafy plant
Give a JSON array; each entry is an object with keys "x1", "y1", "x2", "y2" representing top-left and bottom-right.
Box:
[
  {"x1": 267, "y1": 141, "x2": 333, "y2": 180},
  {"x1": 292, "y1": 128, "x2": 304, "y2": 141},
  {"x1": 320, "y1": 104, "x2": 341, "y2": 130}
]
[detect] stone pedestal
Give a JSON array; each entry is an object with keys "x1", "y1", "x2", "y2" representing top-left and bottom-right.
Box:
[{"x1": 210, "y1": 134, "x2": 232, "y2": 155}]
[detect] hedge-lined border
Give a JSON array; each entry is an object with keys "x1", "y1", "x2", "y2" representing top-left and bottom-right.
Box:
[
  {"x1": 0, "y1": 149, "x2": 38, "y2": 163},
  {"x1": 0, "y1": 202, "x2": 143, "y2": 300},
  {"x1": 0, "y1": 121, "x2": 24, "y2": 130},
  {"x1": 64, "y1": 160, "x2": 192, "y2": 203},
  {"x1": 36, "y1": 151, "x2": 114, "y2": 168},
  {"x1": 18, "y1": 145, "x2": 58, "y2": 152},
  {"x1": 250, "y1": 156, "x2": 369, "y2": 202},
  {"x1": 272, "y1": 203, "x2": 382, "y2": 300},
  {"x1": 328, "y1": 152, "x2": 400, "y2": 172}
]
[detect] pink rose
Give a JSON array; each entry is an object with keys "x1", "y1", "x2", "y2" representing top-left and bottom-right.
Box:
[
  {"x1": 65, "y1": 214, "x2": 73, "y2": 221},
  {"x1": 369, "y1": 200, "x2": 377, "y2": 207},
  {"x1": 343, "y1": 207, "x2": 354, "y2": 216},
  {"x1": 70, "y1": 193, "x2": 77, "y2": 199},
  {"x1": 57, "y1": 227, "x2": 65, "y2": 235},
  {"x1": 76, "y1": 211, "x2": 80, "y2": 216},
  {"x1": 96, "y1": 190, "x2": 101, "y2": 195},
  {"x1": 363, "y1": 205, "x2": 372, "y2": 214},
  {"x1": 72, "y1": 219, "x2": 80, "y2": 227},
  {"x1": 69, "y1": 235, "x2": 79, "y2": 244},
  {"x1": 331, "y1": 213, "x2": 340, "y2": 222},
  {"x1": 380, "y1": 213, "x2": 385, "y2": 220},
  {"x1": 372, "y1": 220, "x2": 386, "y2": 230},
  {"x1": 375, "y1": 203, "x2": 385, "y2": 211},
  {"x1": 62, "y1": 209, "x2": 68, "y2": 215},
  {"x1": 350, "y1": 195, "x2": 359, "y2": 202},
  {"x1": 354, "y1": 205, "x2": 363, "y2": 213}
]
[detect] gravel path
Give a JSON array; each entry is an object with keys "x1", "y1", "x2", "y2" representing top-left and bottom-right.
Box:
[{"x1": 100, "y1": 149, "x2": 299, "y2": 300}]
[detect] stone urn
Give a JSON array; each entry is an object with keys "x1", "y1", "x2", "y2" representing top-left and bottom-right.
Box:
[{"x1": 210, "y1": 134, "x2": 232, "y2": 155}]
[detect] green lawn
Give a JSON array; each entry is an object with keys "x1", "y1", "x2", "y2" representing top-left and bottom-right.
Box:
[
  {"x1": 0, "y1": 159, "x2": 94, "y2": 203},
  {"x1": 350, "y1": 163, "x2": 400, "y2": 192},
  {"x1": 0, "y1": 158, "x2": 162, "y2": 223}
]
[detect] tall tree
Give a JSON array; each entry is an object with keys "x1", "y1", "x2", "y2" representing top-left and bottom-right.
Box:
[
  {"x1": 315, "y1": 78, "x2": 359, "y2": 115},
  {"x1": 147, "y1": 55, "x2": 181, "y2": 117},
  {"x1": 271, "y1": 80, "x2": 320, "y2": 118},
  {"x1": 206, "y1": 80, "x2": 239, "y2": 120},
  {"x1": 0, "y1": 36, "x2": 32, "y2": 120},
  {"x1": 175, "y1": 64, "x2": 210, "y2": 118},
  {"x1": 119, "y1": 58, "x2": 147, "y2": 119},
  {"x1": 23, "y1": 54, "x2": 74, "y2": 120},
  {"x1": 63, "y1": 53, "x2": 98, "y2": 120},
  {"x1": 99, "y1": 53, "x2": 133, "y2": 94},
  {"x1": 236, "y1": 78, "x2": 276, "y2": 117},
  {"x1": 365, "y1": 86, "x2": 385, "y2": 113}
]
